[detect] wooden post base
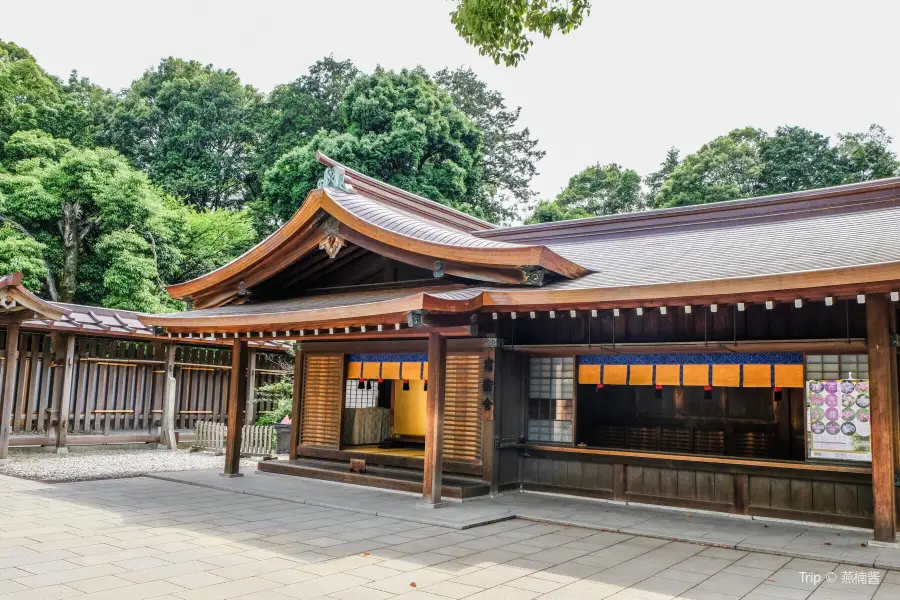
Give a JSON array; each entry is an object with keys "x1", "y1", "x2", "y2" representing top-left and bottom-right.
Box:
[{"x1": 417, "y1": 501, "x2": 446, "y2": 509}]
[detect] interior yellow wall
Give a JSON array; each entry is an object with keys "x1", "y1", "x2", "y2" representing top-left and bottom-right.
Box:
[{"x1": 392, "y1": 380, "x2": 426, "y2": 437}]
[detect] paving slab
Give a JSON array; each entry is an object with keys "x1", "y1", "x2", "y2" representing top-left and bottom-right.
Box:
[
  {"x1": 146, "y1": 468, "x2": 900, "y2": 570},
  {"x1": 3, "y1": 472, "x2": 900, "y2": 600}
]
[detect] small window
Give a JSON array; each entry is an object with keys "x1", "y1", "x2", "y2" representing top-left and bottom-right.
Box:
[
  {"x1": 806, "y1": 354, "x2": 868, "y2": 380},
  {"x1": 527, "y1": 357, "x2": 573, "y2": 443},
  {"x1": 344, "y1": 380, "x2": 379, "y2": 408}
]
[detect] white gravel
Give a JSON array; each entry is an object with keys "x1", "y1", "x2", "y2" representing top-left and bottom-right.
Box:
[{"x1": 0, "y1": 448, "x2": 260, "y2": 483}]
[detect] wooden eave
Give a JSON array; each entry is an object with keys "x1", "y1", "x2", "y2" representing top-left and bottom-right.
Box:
[
  {"x1": 142, "y1": 287, "x2": 482, "y2": 334},
  {"x1": 141, "y1": 261, "x2": 900, "y2": 335},
  {"x1": 0, "y1": 273, "x2": 68, "y2": 322},
  {"x1": 166, "y1": 188, "x2": 590, "y2": 308}
]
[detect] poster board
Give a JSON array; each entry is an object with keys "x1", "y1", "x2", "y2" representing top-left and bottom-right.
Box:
[{"x1": 806, "y1": 379, "x2": 871, "y2": 462}]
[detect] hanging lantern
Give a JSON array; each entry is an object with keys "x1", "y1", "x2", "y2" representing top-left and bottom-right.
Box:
[
  {"x1": 423, "y1": 380, "x2": 428, "y2": 392},
  {"x1": 596, "y1": 382, "x2": 604, "y2": 390},
  {"x1": 703, "y1": 385, "x2": 713, "y2": 400},
  {"x1": 357, "y1": 378, "x2": 365, "y2": 390},
  {"x1": 365, "y1": 380, "x2": 373, "y2": 390},
  {"x1": 402, "y1": 379, "x2": 410, "y2": 391}
]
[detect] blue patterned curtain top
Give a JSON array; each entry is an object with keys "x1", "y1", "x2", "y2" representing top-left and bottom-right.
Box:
[
  {"x1": 348, "y1": 353, "x2": 428, "y2": 362},
  {"x1": 578, "y1": 352, "x2": 803, "y2": 365}
]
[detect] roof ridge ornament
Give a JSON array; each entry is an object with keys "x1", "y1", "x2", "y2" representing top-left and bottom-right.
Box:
[{"x1": 318, "y1": 165, "x2": 354, "y2": 193}]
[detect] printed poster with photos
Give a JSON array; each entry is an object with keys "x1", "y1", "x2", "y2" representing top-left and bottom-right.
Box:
[{"x1": 806, "y1": 379, "x2": 871, "y2": 462}]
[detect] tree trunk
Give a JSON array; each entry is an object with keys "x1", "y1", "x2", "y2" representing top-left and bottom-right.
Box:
[{"x1": 59, "y1": 203, "x2": 79, "y2": 304}]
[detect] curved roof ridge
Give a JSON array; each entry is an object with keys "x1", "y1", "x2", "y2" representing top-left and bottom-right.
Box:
[
  {"x1": 165, "y1": 187, "x2": 591, "y2": 305},
  {"x1": 316, "y1": 152, "x2": 497, "y2": 233},
  {"x1": 476, "y1": 176, "x2": 900, "y2": 243}
]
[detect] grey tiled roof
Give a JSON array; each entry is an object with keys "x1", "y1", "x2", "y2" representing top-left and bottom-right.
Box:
[{"x1": 542, "y1": 201, "x2": 900, "y2": 290}]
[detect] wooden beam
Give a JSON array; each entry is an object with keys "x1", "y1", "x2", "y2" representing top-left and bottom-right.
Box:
[
  {"x1": 0, "y1": 322, "x2": 19, "y2": 462},
  {"x1": 290, "y1": 349, "x2": 303, "y2": 460},
  {"x1": 224, "y1": 338, "x2": 249, "y2": 476},
  {"x1": 422, "y1": 332, "x2": 447, "y2": 506},
  {"x1": 53, "y1": 334, "x2": 75, "y2": 453},
  {"x1": 866, "y1": 293, "x2": 897, "y2": 543}
]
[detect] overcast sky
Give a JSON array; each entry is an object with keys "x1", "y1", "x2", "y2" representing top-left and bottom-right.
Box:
[{"x1": 5, "y1": 0, "x2": 899, "y2": 199}]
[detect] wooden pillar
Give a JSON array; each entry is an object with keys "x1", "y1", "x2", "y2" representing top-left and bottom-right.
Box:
[
  {"x1": 0, "y1": 322, "x2": 20, "y2": 463},
  {"x1": 866, "y1": 294, "x2": 897, "y2": 543},
  {"x1": 289, "y1": 349, "x2": 303, "y2": 460},
  {"x1": 53, "y1": 334, "x2": 76, "y2": 453},
  {"x1": 422, "y1": 332, "x2": 447, "y2": 506},
  {"x1": 224, "y1": 338, "x2": 249, "y2": 476},
  {"x1": 159, "y1": 342, "x2": 178, "y2": 450},
  {"x1": 245, "y1": 348, "x2": 258, "y2": 425}
]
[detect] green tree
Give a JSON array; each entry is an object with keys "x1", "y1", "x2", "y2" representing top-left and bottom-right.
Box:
[
  {"x1": 262, "y1": 68, "x2": 491, "y2": 224},
  {"x1": 0, "y1": 224, "x2": 46, "y2": 290},
  {"x1": 835, "y1": 124, "x2": 899, "y2": 183},
  {"x1": 0, "y1": 40, "x2": 64, "y2": 159},
  {"x1": 178, "y1": 208, "x2": 256, "y2": 283},
  {"x1": 656, "y1": 127, "x2": 766, "y2": 208},
  {"x1": 260, "y1": 57, "x2": 360, "y2": 170},
  {"x1": 57, "y1": 71, "x2": 118, "y2": 148},
  {"x1": 526, "y1": 163, "x2": 642, "y2": 223},
  {"x1": 106, "y1": 57, "x2": 264, "y2": 210},
  {"x1": 643, "y1": 147, "x2": 679, "y2": 207},
  {"x1": 0, "y1": 133, "x2": 185, "y2": 309},
  {"x1": 757, "y1": 126, "x2": 842, "y2": 195},
  {"x1": 434, "y1": 67, "x2": 544, "y2": 217},
  {"x1": 451, "y1": 0, "x2": 591, "y2": 66}
]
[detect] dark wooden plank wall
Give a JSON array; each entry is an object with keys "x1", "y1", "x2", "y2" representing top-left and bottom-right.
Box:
[
  {"x1": 521, "y1": 451, "x2": 874, "y2": 527},
  {"x1": 0, "y1": 331, "x2": 286, "y2": 434},
  {"x1": 489, "y1": 300, "x2": 867, "y2": 345}
]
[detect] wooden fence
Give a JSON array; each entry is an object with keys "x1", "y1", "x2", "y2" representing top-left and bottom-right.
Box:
[
  {"x1": 194, "y1": 421, "x2": 275, "y2": 455},
  {"x1": 0, "y1": 331, "x2": 291, "y2": 437}
]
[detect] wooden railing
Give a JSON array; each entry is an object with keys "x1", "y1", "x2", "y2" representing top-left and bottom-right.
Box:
[{"x1": 194, "y1": 421, "x2": 275, "y2": 456}]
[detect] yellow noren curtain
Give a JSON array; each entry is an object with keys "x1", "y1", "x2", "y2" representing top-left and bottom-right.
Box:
[
  {"x1": 362, "y1": 362, "x2": 381, "y2": 380},
  {"x1": 380, "y1": 362, "x2": 401, "y2": 380},
  {"x1": 603, "y1": 365, "x2": 628, "y2": 385},
  {"x1": 400, "y1": 362, "x2": 423, "y2": 380},
  {"x1": 742, "y1": 364, "x2": 772, "y2": 387},
  {"x1": 682, "y1": 364, "x2": 710, "y2": 387},
  {"x1": 655, "y1": 364, "x2": 681, "y2": 386},
  {"x1": 775, "y1": 364, "x2": 804, "y2": 388},
  {"x1": 712, "y1": 364, "x2": 740, "y2": 387},
  {"x1": 628, "y1": 365, "x2": 653, "y2": 385},
  {"x1": 578, "y1": 364, "x2": 601, "y2": 385},
  {"x1": 347, "y1": 362, "x2": 362, "y2": 379}
]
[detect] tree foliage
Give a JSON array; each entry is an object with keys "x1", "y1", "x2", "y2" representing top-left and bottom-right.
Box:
[
  {"x1": 263, "y1": 68, "x2": 494, "y2": 224},
  {"x1": 435, "y1": 67, "x2": 544, "y2": 216},
  {"x1": 0, "y1": 224, "x2": 46, "y2": 290},
  {"x1": 526, "y1": 163, "x2": 642, "y2": 223},
  {"x1": 0, "y1": 135, "x2": 186, "y2": 310},
  {"x1": 260, "y1": 57, "x2": 360, "y2": 170},
  {"x1": 643, "y1": 147, "x2": 679, "y2": 206},
  {"x1": 106, "y1": 58, "x2": 264, "y2": 210},
  {"x1": 450, "y1": 0, "x2": 591, "y2": 66},
  {"x1": 654, "y1": 125, "x2": 900, "y2": 209}
]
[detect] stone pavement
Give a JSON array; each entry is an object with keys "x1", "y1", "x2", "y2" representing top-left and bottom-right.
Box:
[
  {"x1": 152, "y1": 469, "x2": 900, "y2": 570},
  {"x1": 0, "y1": 475, "x2": 898, "y2": 600}
]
